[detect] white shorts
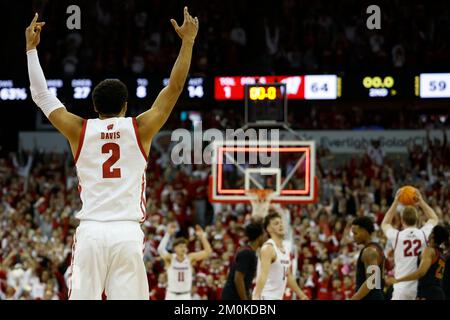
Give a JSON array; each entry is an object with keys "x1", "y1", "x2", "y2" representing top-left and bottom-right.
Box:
[
  {"x1": 68, "y1": 221, "x2": 148, "y2": 300},
  {"x1": 165, "y1": 291, "x2": 192, "y2": 300},
  {"x1": 392, "y1": 285, "x2": 417, "y2": 300}
]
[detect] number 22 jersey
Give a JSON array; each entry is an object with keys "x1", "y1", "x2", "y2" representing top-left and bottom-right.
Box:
[{"x1": 75, "y1": 117, "x2": 148, "y2": 222}]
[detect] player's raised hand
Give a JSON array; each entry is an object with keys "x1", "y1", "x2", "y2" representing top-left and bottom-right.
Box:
[
  {"x1": 170, "y1": 7, "x2": 199, "y2": 43},
  {"x1": 194, "y1": 225, "x2": 205, "y2": 238},
  {"x1": 25, "y1": 13, "x2": 46, "y2": 51},
  {"x1": 167, "y1": 222, "x2": 178, "y2": 235},
  {"x1": 414, "y1": 189, "x2": 424, "y2": 205}
]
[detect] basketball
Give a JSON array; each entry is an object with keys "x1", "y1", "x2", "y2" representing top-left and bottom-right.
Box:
[{"x1": 398, "y1": 186, "x2": 419, "y2": 205}]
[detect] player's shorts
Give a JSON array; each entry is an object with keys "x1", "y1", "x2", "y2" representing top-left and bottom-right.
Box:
[
  {"x1": 68, "y1": 220, "x2": 148, "y2": 300},
  {"x1": 392, "y1": 286, "x2": 417, "y2": 300},
  {"x1": 165, "y1": 291, "x2": 192, "y2": 300},
  {"x1": 260, "y1": 295, "x2": 282, "y2": 300}
]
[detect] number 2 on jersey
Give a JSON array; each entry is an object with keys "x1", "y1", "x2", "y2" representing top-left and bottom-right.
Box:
[{"x1": 102, "y1": 143, "x2": 121, "y2": 178}]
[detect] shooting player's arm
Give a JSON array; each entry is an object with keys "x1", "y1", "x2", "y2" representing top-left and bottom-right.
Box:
[{"x1": 136, "y1": 7, "x2": 198, "y2": 155}]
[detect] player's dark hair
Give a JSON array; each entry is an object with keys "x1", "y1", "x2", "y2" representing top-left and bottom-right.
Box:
[
  {"x1": 431, "y1": 225, "x2": 450, "y2": 247},
  {"x1": 352, "y1": 216, "x2": 375, "y2": 234},
  {"x1": 173, "y1": 237, "x2": 188, "y2": 248},
  {"x1": 263, "y1": 212, "x2": 281, "y2": 233},
  {"x1": 92, "y1": 79, "x2": 128, "y2": 115},
  {"x1": 401, "y1": 206, "x2": 418, "y2": 226},
  {"x1": 245, "y1": 222, "x2": 264, "y2": 241}
]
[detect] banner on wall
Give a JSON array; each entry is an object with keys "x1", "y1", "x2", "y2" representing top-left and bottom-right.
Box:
[{"x1": 19, "y1": 130, "x2": 448, "y2": 154}]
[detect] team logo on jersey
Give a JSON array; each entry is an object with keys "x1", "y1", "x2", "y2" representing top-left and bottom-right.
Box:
[{"x1": 107, "y1": 124, "x2": 114, "y2": 130}]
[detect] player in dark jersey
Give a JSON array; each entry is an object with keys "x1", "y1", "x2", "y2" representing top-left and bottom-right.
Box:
[
  {"x1": 350, "y1": 217, "x2": 385, "y2": 300},
  {"x1": 221, "y1": 222, "x2": 265, "y2": 300},
  {"x1": 392, "y1": 225, "x2": 449, "y2": 300},
  {"x1": 443, "y1": 251, "x2": 450, "y2": 300}
]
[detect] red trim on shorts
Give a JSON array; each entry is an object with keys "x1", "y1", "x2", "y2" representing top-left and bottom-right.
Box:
[
  {"x1": 74, "y1": 119, "x2": 87, "y2": 164},
  {"x1": 132, "y1": 117, "x2": 148, "y2": 161},
  {"x1": 68, "y1": 231, "x2": 77, "y2": 299}
]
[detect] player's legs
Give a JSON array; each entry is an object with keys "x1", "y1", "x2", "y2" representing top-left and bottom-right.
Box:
[
  {"x1": 165, "y1": 292, "x2": 192, "y2": 300},
  {"x1": 392, "y1": 283, "x2": 417, "y2": 300},
  {"x1": 68, "y1": 225, "x2": 108, "y2": 300},
  {"x1": 392, "y1": 288, "x2": 416, "y2": 300},
  {"x1": 104, "y1": 222, "x2": 148, "y2": 300}
]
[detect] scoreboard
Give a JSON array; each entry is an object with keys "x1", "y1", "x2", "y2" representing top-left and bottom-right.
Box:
[
  {"x1": 416, "y1": 73, "x2": 450, "y2": 98},
  {"x1": 1, "y1": 73, "x2": 450, "y2": 104},
  {"x1": 214, "y1": 75, "x2": 339, "y2": 100}
]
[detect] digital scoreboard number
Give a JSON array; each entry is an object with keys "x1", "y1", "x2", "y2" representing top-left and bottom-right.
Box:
[
  {"x1": 417, "y1": 73, "x2": 450, "y2": 98},
  {"x1": 245, "y1": 83, "x2": 287, "y2": 125},
  {"x1": 362, "y1": 76, "x2": 396, "y2": 98}
]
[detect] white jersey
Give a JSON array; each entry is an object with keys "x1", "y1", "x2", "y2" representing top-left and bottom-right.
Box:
[
  {"x1": 259, "y1": 239, "x2": 291, "y2": 300},
  {"x1": 75, "y1": 117, "x2": 148, "y2": 222},
  {"x1": 386, "y1": 223, "x2": 434, "y2": 291},
  {"x1": 167, "y1": 254, "x2": 192, "y2": 293}
]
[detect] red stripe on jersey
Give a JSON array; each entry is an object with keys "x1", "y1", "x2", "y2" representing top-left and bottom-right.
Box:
[
  {"x1": 132, "y1": 117, "x2": 148, "y2": 162},
  {"x1": 393, "y1": 231, "x2": 400, "y2": 251},
  {"x1": 68, "y1": 231, "x2": 77, "y2": 299},
  {"x1": 421, "y1": 230, "x2": 428, "y2": 245},
  {"x1": 139, "y1": 173, "x2": 147, "y2": 223},
  {"x1": 74, "y1": 119, "x2": 87, "y2": 164}
]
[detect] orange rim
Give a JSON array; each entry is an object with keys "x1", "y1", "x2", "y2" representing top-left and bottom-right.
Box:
[{"x1": 246, "y1": 189, "x2": 274, "y2": 201}]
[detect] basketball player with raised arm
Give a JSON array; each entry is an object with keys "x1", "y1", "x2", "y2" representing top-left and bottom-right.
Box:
[
  {"x1": 252, "y1": 212, "x2": 309, "y2": 300},
  {"x1": 25, "y1": 8, "x2": 199, "y2": 299},
  {"x1": 157, "y1": 223, "x2": 212, "y2": 300},
  {"x1": 351, "y1": 216, "x2": 385, "y2": 300},
  {"x1": 391, "y1": 225, "x2": 449, "y2": 300},
  {"x1": 381, "y1": 189, "x2": 438, "y2": 300}
]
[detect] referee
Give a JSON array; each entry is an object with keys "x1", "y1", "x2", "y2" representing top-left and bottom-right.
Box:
[{"x1": 221, "y1": 221, "x2": 265, "y2": 300}]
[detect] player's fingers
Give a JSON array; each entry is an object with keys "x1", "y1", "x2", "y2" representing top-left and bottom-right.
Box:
[
  {"x1": 194, "y1": 17, "x2": 199, "y2": 26},
  {"x1": 170, "y1": 19, "x2": 180, "y2": 30},
  {"x1": 184, "y1": 6, "x2": 189, "y2": 21},
  {"x1": 29, "y1": 13, "x2": 38, "y2": 27}
]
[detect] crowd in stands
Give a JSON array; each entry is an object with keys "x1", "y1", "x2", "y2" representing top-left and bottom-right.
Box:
[
  {"x1": 3, "y1": 0, "x2": 450, "y2": 77},
  {"x1": 0, "y1": 128, "x2": 448, "y2": 300}
]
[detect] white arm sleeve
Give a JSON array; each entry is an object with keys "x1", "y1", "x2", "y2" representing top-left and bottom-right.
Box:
[
  {"x1": 27, "y1": 49, "x2": 65, "y2": 117},
  {"x1": 157, "y1": 232, "x2": 171, "y2": 257}
]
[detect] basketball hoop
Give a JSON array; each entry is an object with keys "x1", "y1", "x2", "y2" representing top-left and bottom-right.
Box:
[
  {"x1": 246, "y1": 189, "x2": 277, "y2": 221},
  {"x1": 246, "y1": 189, "x2": 275, "y2": 202}
]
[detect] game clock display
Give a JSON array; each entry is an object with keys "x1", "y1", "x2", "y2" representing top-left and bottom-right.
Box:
[{"x1": 245, "y1": 84, "x2": 287, "y2": 125}]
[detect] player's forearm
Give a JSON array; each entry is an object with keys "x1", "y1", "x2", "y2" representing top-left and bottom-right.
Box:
[
  {"x1": 351, "y1": 282, "x2": 371, "y2": 300},
  {"x1": 234, "y1": 274, "x2": 249, "y2": 300},
  {"x1": 418, "y1": 200, "x2": 438, "y2": 224},
  {"x1": 157, "y1": 232, "x2": 171, "y2": 256},
  {"x1": 200, "y1": 235, "x2": 212, "y2": 255},
  {"x1": 27, "y1": 49, "x2": 64, "y2": 117},
  {"x1": 167, "y1": 39, "x2": 194, "y2": 94},
  {"x1": 381, "y1": 199, "x2": 398, "y2": 231},
  {"x1": 396, "y1": 270, "x2": 423, "y2": 283},
  {"x1": 252, "y1": 274, "x2": 268, "y2": 299}
]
